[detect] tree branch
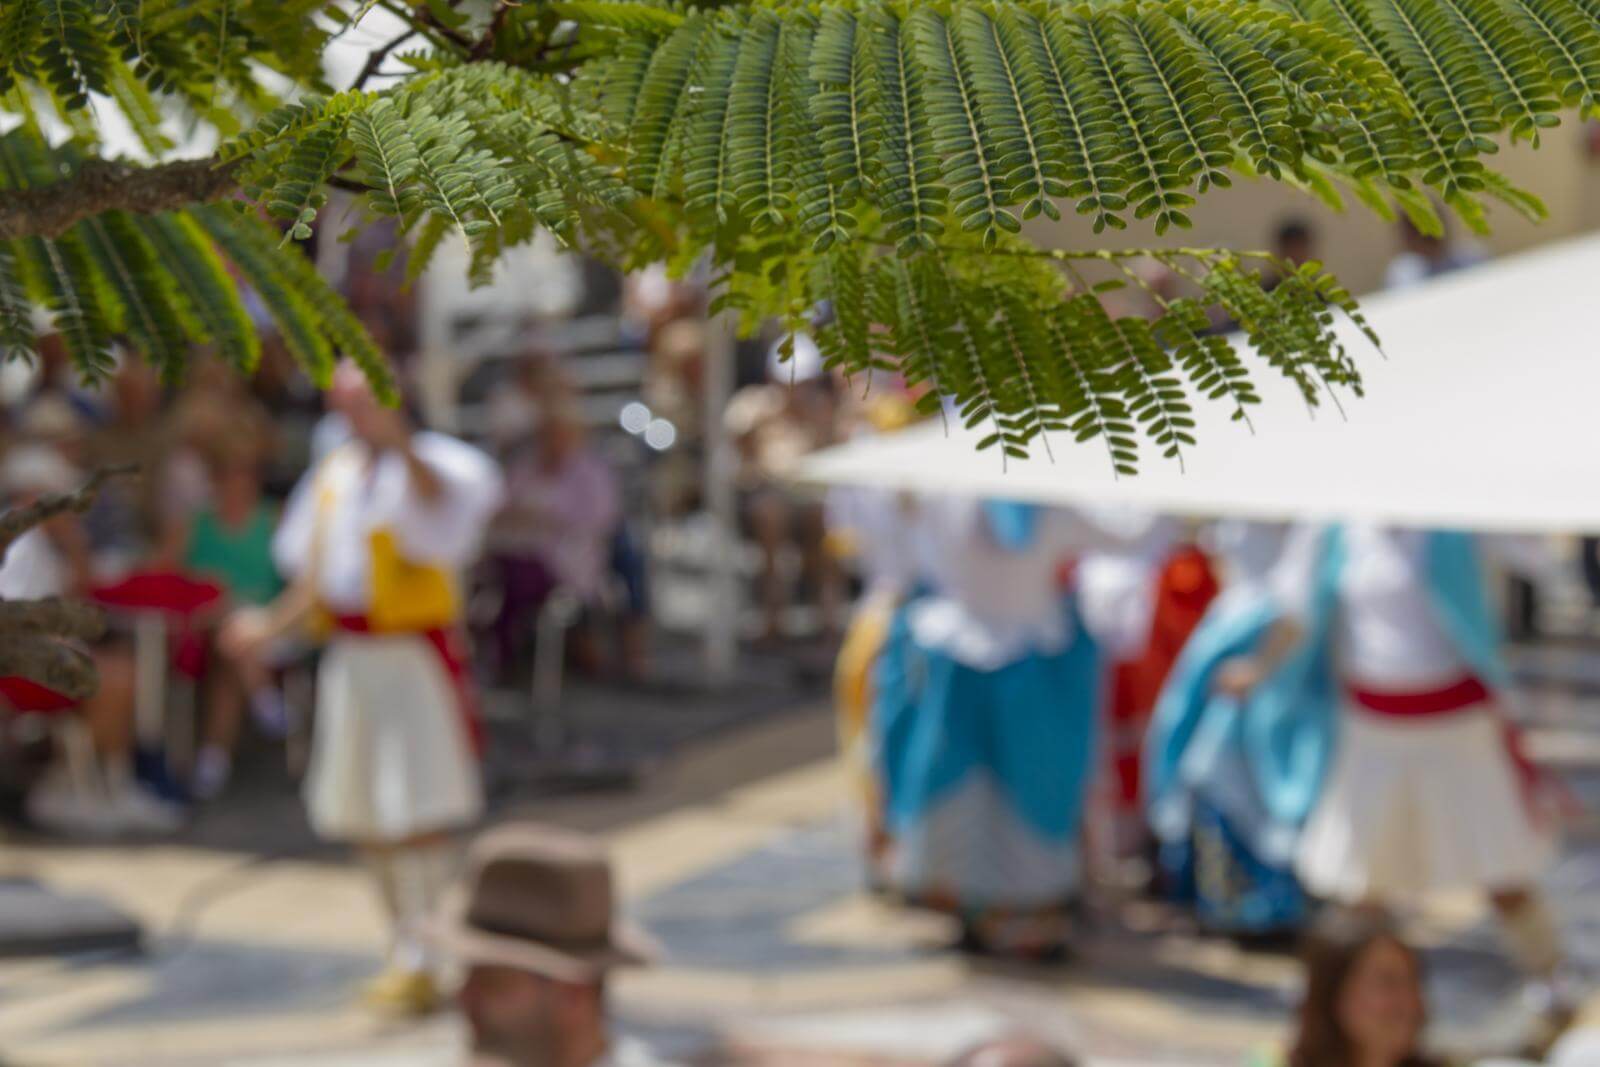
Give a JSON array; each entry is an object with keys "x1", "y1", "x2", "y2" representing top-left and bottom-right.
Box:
[
  {"x1": 470, "y1": 0, "x2": 517, "y2": 60},
  {"x1": 0, "y1": 464, "x2": 137, "y2": 554},
  {"x1": 0, "y1": 157, "x2": 242, "y2": 242},
  {"x1": 353, "y1": 28, "x2": 420, "y2": 90},
  {"x1": 0, "y1": 597, "x2": 107, "y2": 642},
  {"x1": 0, "y1": 636, "x2": 98, "y2": 702}
]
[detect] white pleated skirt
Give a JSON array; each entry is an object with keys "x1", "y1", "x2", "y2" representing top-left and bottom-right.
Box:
[
  {"x1": 304, "y1": 634, "x2": 483, "y2": 843},
  {"x1": 1296, "y1": 702, "x2": 1555, "y2": 902}
]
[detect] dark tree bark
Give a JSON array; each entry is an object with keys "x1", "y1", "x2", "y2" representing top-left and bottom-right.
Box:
[
  {"x1": 0, "y1": 466, "x2": 134, "y2": 701},
  {"x1": 0, "y1": 157, "x2": 242, "y2": 242}
]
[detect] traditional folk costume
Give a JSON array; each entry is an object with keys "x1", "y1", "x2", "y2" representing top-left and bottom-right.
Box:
[
  {"x1": 828, "y1": 482, "x2": 925, "y2": 880},
  {"x1": 1078, "y1": 522, "x2": 1219, "y2": 864},
  {"x1": 1225, "y1": 523, "x2": 1560, "y2": 977},
  {"x1": 1263, "y1": 524, "x2": 1557, "y2": 903},
  {"x1": 827, "y1": 396, "x2": 926, "y2": 882},
  {"x1": 1145, "y1": 521, "x2": 1310, "y2": 935},
  {"x1": 272, "y1": 431, "x2": 503, "y2": 998},
  {"x1": 873, "y1": 498, "x2": 1124, "y2": 953}
]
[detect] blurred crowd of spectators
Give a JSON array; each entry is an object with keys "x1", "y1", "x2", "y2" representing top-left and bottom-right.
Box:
[{"x1": 0, "y1": 213, "x2": 1515, "y2": 846}]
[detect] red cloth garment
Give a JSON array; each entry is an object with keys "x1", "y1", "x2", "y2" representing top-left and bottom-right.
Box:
[
  {"x1": 90, "y1": 571, "x2": 224, "y2": 616},
  {"x1": 1356, "y1": 675, "x2": 1568, "y2": 825},
  {"x1": 329, "y1": 615, "x2": 484, "y2": 757},
  {"x1": 1107, "y1": 547, "x2": 1220, "y2": 815},
  {"x1": 1352, "y1": 674, "x2": 1557, "y2": 829},
  {"x1": 1348, "y1": 676, "x2": 1490, "y2": 716},
  {"x1": 0, "y1": 677, "x2": 76, "y2": 715}
]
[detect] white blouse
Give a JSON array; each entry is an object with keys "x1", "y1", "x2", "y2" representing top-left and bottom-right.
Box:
[
  {"x1": 825, "y1": 485, "x2": 927, "y2": 598},
  {"x1": 273, "y1": 432, "x2": 505, "y2": 615},
  {"x1": 1268, "y1": 522, "x2": 1556, "y2": 691},
  {"x1": 907, "y1": 497, "x2": 1150, "y2": 670}
]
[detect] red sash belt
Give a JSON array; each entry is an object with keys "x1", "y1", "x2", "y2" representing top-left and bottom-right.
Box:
[
  {"x1": 330, "y1": 615, "x2": 484, "y2": 757},
  {"x1": 1348, "y1": 675, "x2": 1489, "y2": 717},
  {"x1": 1349, "y1": 673, "x2": 1560, "y2": 827}
]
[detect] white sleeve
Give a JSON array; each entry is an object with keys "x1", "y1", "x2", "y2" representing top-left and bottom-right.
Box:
[
  {"x1": 1265, "y1": 522, "x2": 1323, "y2": 624},
  {"x1": 391, "y1": 434, "x2": 507, "y2": 567},
  {"x1": 271, "y1": 466, "x2": 322, "y2": 581},
  {"x1": 1075, "y1": 552, "x2": 1160, "y2": 659},
  {"x1": 1042, "y1": 505, "x2": 1173, "y2": 556}
]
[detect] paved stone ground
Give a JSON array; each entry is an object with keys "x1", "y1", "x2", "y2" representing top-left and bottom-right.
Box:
[{"x1": 4, "y1": 642, "x2": 1600, "y2": 1066}]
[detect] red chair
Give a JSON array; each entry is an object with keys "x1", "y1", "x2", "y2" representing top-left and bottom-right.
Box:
[
  {"x1": 88, "y1": 570, "x2": 224, "y2": 781},
  {"x1": 0, "y1": 677, "x2": 97, "y2": 809}
]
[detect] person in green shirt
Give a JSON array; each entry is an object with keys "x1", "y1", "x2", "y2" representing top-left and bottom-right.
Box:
[{"x1": 180, "y1": 433, "x2": 287, "y2": 800}]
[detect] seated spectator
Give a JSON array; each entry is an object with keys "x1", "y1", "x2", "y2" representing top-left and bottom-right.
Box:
[
  {"x1": 486, "y1": 403, "x2": 621, "y2": 678},
  {"x1": 177, "y1": 433, "x2": 287, "y2": 799},
  {"x1": 1, "y1": 445, "x2": 180, "y2": 837},
  {"x1": 1278, "y1": 909, "x2": 1442, "y2": 1067},
  {"x1": 485, "y1": 343, "x2": 564, "y2": 458},
  {"x1": 724, "y1": 334, "x2": 841, "y2": 641},
  {"x1": 1386, "y1": 216, "x2": 1487, "y2": 289},
  {"x1": 432, "y1": 822, "x2": 660, "y2": 1067}
]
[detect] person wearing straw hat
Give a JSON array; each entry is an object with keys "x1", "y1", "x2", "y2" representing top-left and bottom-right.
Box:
[{"x1": 432, "y1": 822, "x2": 664, "y2": 1067}]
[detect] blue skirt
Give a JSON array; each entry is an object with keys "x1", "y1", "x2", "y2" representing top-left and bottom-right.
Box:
[
  {"x1": 1161, "y1": 799, "x2": 1308, "y2": 935},
  {"x1": 872, "y1": 605, "x2": 1101, "y2": 915}
]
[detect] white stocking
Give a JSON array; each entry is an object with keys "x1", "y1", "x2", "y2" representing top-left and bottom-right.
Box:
[{"x1": 390, "y1": 841, "x2": 455, "y2": 974}]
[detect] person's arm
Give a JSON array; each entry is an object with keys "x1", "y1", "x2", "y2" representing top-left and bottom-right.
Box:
[
  {"x1": 43, "y1": 514, "x2": 94, "y2": 596},
  {"x1": 1213, "y1": 617, "x2": 1305, "y2": 698},
  {"x1": 388, "y1": 434, "x2": 506, "y2": 567},
  {"x1": 218, "y1": 579, "x2": 317, "y2": 665},
  {"x1": 1212, "y1": 522, "x2": 1322, "y2": 698},
  {"x1": 401, "y1": 440, "x2": 444, "y2": 503}
]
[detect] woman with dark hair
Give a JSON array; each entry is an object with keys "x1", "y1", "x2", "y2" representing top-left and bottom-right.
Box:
[{"x1": 1285, "y1": 910, "x2": 1442, "y2": 1067}]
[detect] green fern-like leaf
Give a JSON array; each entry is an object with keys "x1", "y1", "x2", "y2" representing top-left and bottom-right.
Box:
[
  {"x1": 623, "y1": 15, "x2": 711, "y2": 197},
  {"x1": 195, "y1": 204, "x2": 392, "y2": 399},
  {"x1": 0, "y1": 242, "x2": 36, "y2": 365},
  {"x1": 809, "y1": 8, "x2": 877, "y2": 201},
  {"x1": 681, "y1": 25, "x2": 741, "y2": 230},
  {"x1": 1505, "y1": 0, "x2": 1600, "y2": 116},
  {"x1": 955, "y1": 5, "x2": 1066, "y2": 223},
  {"x1": 1117, "y1": 7, "x2": 1235, "y2": 194},
  {"x1": 36, "y1": 0, "x2": 111, "y2": 110},
  {"x1": 871, "y1": 8, "x2": 946, "y2": 254},
  {"x1": 550, "y1": 1, "x2": 686, "y2": 35},
  {"x1": 1062, "y1": 6, "x2": 1195, "y2": 234},
  {"x1": 134, "y1": 211, "x2": 258, "y2": 372},
  {"x1": 263, "y1": 113, "x2": 351, "y2": 241},
  {"x1": 912, "y1": 7, "x2": 1016, "y2": 248},
  {"x1": 725, "y1": 9, "x2": 788, "y2": 233},
  {"x1": 1015, "y1": 6, "x2": 1129, "y2": 232},
  {"x1": 74, "y1": 209, "x2": 191, "y2": 378},
  {"x1": 1172, "y1": 3, "x2": 1300, "y2": 179},
  {"x1": 0, "y1": 1, "x2": 41, "y2": 96}
]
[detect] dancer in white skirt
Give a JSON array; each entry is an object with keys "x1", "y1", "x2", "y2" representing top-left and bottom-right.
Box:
[
  {"x1": 1215, "y1": 522, "x2": 1566, "y2": 995},
  {"x1": 222, "y1": 362, "x2": 504, "y2": 1014}
]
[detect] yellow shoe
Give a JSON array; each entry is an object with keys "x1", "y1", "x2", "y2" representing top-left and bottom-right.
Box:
[{"x1": 361, "y1": 968, "x2": 441, "y2": 1017}]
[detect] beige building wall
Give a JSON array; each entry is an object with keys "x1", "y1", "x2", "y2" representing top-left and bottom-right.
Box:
[{"x1": 1025, "y1": 121, "x2": 1600, "y2": 297}]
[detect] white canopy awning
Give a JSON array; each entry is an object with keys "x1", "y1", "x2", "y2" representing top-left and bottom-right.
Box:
[{"x1": 797, "y1": 232, "x2": 1600, "y2": 534}]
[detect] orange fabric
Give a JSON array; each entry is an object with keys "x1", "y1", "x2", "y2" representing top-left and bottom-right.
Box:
[{"x1": 1107, "y1": 546, "x2": 1220, "y2": 810}]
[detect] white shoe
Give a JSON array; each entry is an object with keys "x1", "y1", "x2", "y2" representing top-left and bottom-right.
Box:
[
  {"x1": 191, "y1": 746, "x2": 232, "y2": 801},
  {"x1": 103, "y1": 778, "x2": 185, "y2": 836},
  {"x1": 26, "y1": 770, "x2": 120, "y2": 839},
  {"x1": 250, "y1": 689, "x2": 289, "y2": 739}
]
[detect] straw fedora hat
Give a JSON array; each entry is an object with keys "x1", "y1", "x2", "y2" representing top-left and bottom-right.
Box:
[{"x1": 431, "y1": 822, "x2": 656, "y2": 983}]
